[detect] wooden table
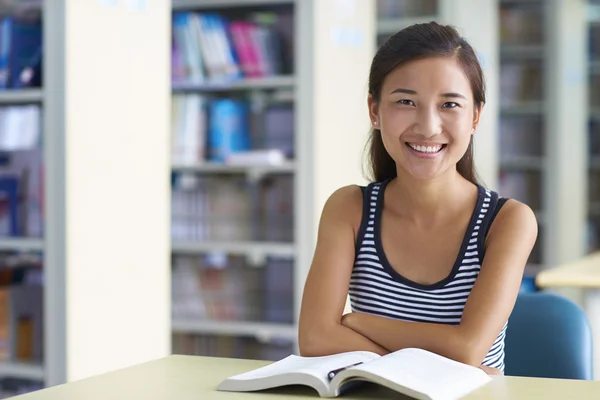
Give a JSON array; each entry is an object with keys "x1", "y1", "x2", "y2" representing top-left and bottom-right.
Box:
[
  {"x1": 536, "y1": 251, "x2": 600, "y2": 380},
  {"x1": 12, "y1": 355, "x2": 600, "y2": 399}
]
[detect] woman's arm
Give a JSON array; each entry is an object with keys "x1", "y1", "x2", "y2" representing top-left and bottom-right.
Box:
[
  {"x1": 298, "y1": 186, "x2": 389, "y2": 357},
  {"x1": 341, "y1": 199, "x2": 538, "y2": 366}
]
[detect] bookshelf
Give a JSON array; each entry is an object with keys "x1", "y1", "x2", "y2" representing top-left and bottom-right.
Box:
[
  {"x1": 170, "y1": 0, "x2": 298, "y2": 359},
  {"x1": 497, "y1": 0, "x2": 547, "y2": 266},
  {"x1": 497, "y1": 0, "x2": 588, "y2": 271},
  {"x1": 0, "y1": 1, "x2": 45, "y2": 397},
  {"x1": 169, "y1": 0, "x2": 375, "y2": 360}
]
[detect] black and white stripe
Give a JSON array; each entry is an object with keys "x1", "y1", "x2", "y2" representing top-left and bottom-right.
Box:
[{"x1": 349, "y1": 181, "x2": 507, "y2": 371}]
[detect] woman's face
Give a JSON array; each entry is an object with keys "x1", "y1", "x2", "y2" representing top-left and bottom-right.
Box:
[{"x1": 369, "y1": 56, "x2": 481, "y2": 181}]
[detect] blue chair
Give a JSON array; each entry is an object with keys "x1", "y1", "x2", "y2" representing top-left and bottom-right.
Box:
[
  {"x1": 504, "y1": 291, "x2": 593, "y2": 380},
  {"x1": 519, "y1": 275, "x2": 537, "y2": 293}
]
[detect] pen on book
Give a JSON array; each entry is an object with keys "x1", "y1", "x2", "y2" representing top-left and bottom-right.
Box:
[{"x1": 327, "y1": 362, "x2": 364, "y2": 381}]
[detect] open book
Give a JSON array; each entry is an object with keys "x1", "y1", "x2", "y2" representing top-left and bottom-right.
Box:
[{"x1": 217, "y1": 348, "x2": 493, "y2": 400}]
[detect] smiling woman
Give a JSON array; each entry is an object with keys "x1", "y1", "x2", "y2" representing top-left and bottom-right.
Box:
[{"x1": 298, "y1": 22, "x2": 538, "y2": 376}]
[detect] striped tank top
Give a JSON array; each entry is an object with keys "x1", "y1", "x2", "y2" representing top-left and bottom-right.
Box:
[{"x1": 349, "y1": 179, "x2": 508, "y2": 371}]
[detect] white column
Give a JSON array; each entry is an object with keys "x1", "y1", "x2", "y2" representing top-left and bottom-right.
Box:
[
  {"x1": 543, "y1": 0, "x2": 588, "y2": 266},
  {"x1": 295, "y1": 0, "x2": 375, "y2": 322},
  {"x1": 46, "y1": 0, "x2": 171, "y2": 384}
]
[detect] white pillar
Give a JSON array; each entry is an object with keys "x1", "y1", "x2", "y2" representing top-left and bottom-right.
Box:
[
  {"x1": 295, "y1": 0, "x2": 375, "y2": 323},
  {"x1": 543, "y1": 0, "x2": 588, "y2": 267},
  {"x1": 45, "y1": 0, "x2": 171, "y2": 384}
]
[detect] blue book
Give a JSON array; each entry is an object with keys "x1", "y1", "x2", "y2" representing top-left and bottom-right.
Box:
[
  {"x1": 0, "y1": 17, "x2": 12, "y2": 89},
  {"x1": 208, "y1": 99, "x2": 250, "y2": 162},
  {"x1": 9, "y1": 16, "x2": 43, "y2": 88}
]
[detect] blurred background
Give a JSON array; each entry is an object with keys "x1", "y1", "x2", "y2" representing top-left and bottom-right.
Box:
[{"x1": 0, "y1": 0, "x2": 595, "y2": 397}]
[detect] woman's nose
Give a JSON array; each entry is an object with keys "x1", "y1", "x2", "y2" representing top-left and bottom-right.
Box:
[{"x1": 414, "y1": 108, "x2": 442, "y2": 138}]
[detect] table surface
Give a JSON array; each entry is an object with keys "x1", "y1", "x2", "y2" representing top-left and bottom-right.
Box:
[
  {"x1": 536, "y1": 251, "x2": 600, "y2": 288},
  {"x1": 13, "y1": 355, "x2": 600, "y2": 400}
]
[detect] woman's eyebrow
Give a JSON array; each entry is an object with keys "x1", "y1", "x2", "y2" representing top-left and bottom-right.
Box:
[
  {"x1": 389, "y1": 88, "x2": 466, "y2": 100},
  {"x1": 442, "y1": 92, "x2": 467, "y2": 99},
  {"x1": 389, "y1": 88, "x2": 416, "y2": 95}
]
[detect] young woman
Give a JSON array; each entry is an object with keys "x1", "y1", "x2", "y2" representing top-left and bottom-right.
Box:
[{"x1": 298, "y1": 22, "x2": 537, "y2": 375}]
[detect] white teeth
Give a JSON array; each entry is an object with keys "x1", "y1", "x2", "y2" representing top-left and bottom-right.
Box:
[{"x1": 408, "y1": 143, "x2": 443, "y2": 153}]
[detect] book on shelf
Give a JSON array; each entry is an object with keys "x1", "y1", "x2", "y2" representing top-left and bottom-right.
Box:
[
  {"x1": 376, "y1": 0, "x2": 437, "y2": 19},
  {"x1": 0, "y1": 106, "x2": 41, "y2": 152},
  {"x1": 0, "y1": 282, "x2": 43, "y2": 364},
  {"x1": 499, "y1": 2, "x2": 543, "y2": 46},
  {"x1": 208, "y1": 98, "x2": 250, "y2": 162},
  {"x1": 0, "y1": 149, "x2": 43, "y2": 237},
  {"x1": 171, "y1": 94, "x2": 294, "y2": 166},
  {"x1": 0, "y1": 15, "x2": 43, "y2": 89},
  {"x1": 172, "y1": 10, "x2": 292, "y2": 84},
  {"x1": 217, "y1": 347, "x2": 492, "y2": 400},
  {"x1": 498, "y1": 169, "x2": 541, "y2": 208},
  {"x1": 171, "y1": 254, "x2": 294, "y2": 324},
  {"x1": 171, "y1": 173, "x2": 293, "y2": 243}
]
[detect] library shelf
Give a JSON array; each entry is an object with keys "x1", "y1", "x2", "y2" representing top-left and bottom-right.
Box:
[
  {"x1": 172, "y1": 0, "x2": 294, "y2": 11},
  {"x1": 171, "y1": 161, "x2": 295, "y2": 175},
  {"x1": 0, "y1": 361, "x2": 44, "y2": 381},
  {"x1": 171, "y1": 319, "x2": 296, "y2": 340},
  {"x1": 0, "y1": 89, "x2": 43, "y2": 105},
  {"x1": 171, "y1": 241, "x2": 295, "y2": 258},
  {"x1": 172, "y1": 76, "x2": 295, "y2": 94},
  {"x1": 0, "y1": 238, "x2": 44, "y2": 252}
]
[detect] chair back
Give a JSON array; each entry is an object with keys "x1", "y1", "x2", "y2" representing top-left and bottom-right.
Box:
[{"x1": 504, "y1": 291, "x2": 593, "y2": 380}]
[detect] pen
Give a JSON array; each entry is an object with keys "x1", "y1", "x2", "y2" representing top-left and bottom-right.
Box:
[{"x1": 327, "y1": 362, "x2": 364, "y2": 381}]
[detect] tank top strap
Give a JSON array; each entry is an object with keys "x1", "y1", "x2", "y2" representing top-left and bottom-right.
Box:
[
  {"x1": 478, "y1": 188, "x2": 505, "y2": 257},
  {"x1": 354, "y1": 181, "x2": 385, "y2": 251}
]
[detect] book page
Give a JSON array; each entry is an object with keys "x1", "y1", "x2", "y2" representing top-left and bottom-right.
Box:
[
  {"x1": 349, "y1": 348, "x2": 492, "y2": 400},
  {"x1": 225, "y1": 351, "x2": 380, "y2": 383}
]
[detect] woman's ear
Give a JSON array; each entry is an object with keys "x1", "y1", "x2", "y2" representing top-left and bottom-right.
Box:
[
  {"x1": 368, "y1": 94, "x2": 380, "y2": 129},
  {"x1": 472, "y1": 103, "x2": 483, "y2": 134}
]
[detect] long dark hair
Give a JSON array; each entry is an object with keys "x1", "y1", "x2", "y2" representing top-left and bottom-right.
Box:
[{"x1": 365, "y1": 22, "x2": 485, "y2": 185}]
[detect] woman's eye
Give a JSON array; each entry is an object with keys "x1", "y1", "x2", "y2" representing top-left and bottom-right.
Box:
[
  {"x1": 397, "y1": 99, "x2": 415, "y2": 106},
  {"x1": 442, "y1": 102, "x2": 459, "y2": 108}
]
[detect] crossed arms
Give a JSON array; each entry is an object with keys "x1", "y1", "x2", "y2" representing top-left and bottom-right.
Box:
[{"x1": 298, "y1": 185, "x2": 538, "y2": 369}]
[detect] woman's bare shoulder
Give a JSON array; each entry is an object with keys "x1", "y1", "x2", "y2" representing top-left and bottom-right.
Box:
[{"x1": 320, "y1": 184, "x2": 366, "y2": 236}]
